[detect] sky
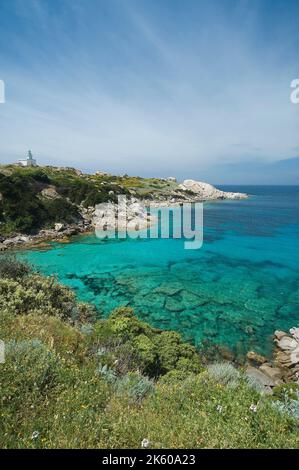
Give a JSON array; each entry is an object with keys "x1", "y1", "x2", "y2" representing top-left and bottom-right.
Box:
[{"x1": 0, "y1": 0, "x2": 298, "y2": 184}]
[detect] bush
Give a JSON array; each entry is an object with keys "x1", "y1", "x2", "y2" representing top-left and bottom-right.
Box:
[
  {"x1": 159, "y1": 370, "x2": 194, "y2": 385},
  {"x1": 0, "y1": 272, "x2": 96, "y2": 323},
  {"x1": 114, "y1": 372, "x2": 155, "y2": 403},
  {"x1": 272, "y1": 383, "x2": 299, "y2": 401},
  {"x1": 0, "y1": 169, "x2": 80, "y2": 235},
  {"x1": 154, "y1": 331, "x2": 202, "y2": 375},
  {"x1": 272, "y1": 394, "x2": 299, "y2": 420},
  {"x1": 92, "y1": 308, "x2": 202, "y2": 378},
  {"x1": 0, "y1": 256, "x2": 31, "y2": 279},
  {"x1": 207, "y1": 362, "x2": 241, "y2": 388},
  {"x1": 1, "y1": 339, "x2": 60, "y2": 404},
  {"x1": 271, "y1": 383, "x2": 299, "y2": 420}
]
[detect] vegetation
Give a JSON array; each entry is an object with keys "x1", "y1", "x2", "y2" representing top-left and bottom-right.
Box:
[
  {"x1": 0, "y1": 256, "x2": 299, "y2": 449},
  {"x1": 0, "y1": 166, "x2": 131, "y2": 236},
  {"x1": 0, "y1": 165, "x2": 186, "y2": 237},
  {"x1": 0, "y1": 167, "x2": 79, "y2": 235}
]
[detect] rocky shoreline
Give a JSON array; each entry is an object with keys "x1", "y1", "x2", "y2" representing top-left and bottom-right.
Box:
[
  {"x1": 0, "y1": 221, "x2": 92, "y2": 251},
  {"x1": 0, "y1": 179, "x2": 248, "y2": 251},
  {"x1": 246, "y1": 327, "x2": 299, "y2": 393}
]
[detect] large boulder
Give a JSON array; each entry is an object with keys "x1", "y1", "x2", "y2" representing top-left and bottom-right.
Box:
[
  {"x1": 274, "y1": 330, "x2": 288, "y2": 341},
  {"x1": 246, "y1": 365, "x2": 275, "y2": 393},
  {"x1": 41, "y1": 186, "x2": 61, "y2": 200},
  {"x1": 54, "y1": 223, "x2": 64, "y2": 232},
  {"x1": 274, "y1": 326, "x2": 299, "y2": 382},
  {"x1": 93, "y1": 200, "x2": 156, "y2": 234},
  {"x1": 259, "y1": 364, "x2": 283, "y2": 384},
  {"x1": 179, "y1": 179, "x2": 247, "y2": 200}
]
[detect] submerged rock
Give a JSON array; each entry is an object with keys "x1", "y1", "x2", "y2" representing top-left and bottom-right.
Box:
[
  {"x1": 246, "y1": 350, "x2": 267, "y2": 365},
  {"x1": 165, "y1": 297, "x2": 184, "y2": 312},
  {"x1": 154, "y1": 282, "x2": 182, "y2": 296}
]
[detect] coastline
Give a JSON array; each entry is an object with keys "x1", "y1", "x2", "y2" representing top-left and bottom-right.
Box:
[
  {"x1": 0, "y1": 177, "x2": 248, "y2": 251},
  {"x1": 1, "y1": 182, "x2": 298, "y2": 396}
]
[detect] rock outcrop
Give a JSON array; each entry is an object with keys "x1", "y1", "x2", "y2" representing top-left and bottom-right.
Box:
[
  {"x1": 92, "y1": 198, "x2": 156, "y2": 234},
  {"x1": 40, "y1": 186, "x2": 61, "y2": 200},
  {"x1": 246, "y1": 326, "x2": 299, "y2": 393},
  {"x1": 54, "y1": 223, "x2": 64, "y2": 232},
  {"x1": 179, "y1": 179, "x2": 248, "y2": 200},
  {"x1": 274, "y1": 327, "x2": 299, "y2": 382}
]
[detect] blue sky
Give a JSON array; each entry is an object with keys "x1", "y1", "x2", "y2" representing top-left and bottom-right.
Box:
[{"x1": 0, "y1": 0, "x2": 298, "y2": 183}]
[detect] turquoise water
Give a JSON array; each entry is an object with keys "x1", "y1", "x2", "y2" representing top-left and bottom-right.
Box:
[{"x1": 18, "y1": 186, "x2": 299, "y2": 360}]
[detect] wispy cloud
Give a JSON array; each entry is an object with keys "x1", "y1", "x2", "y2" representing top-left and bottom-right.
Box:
[{"x1": 0, "y1": 0, "x2": 298, "y2": 182}]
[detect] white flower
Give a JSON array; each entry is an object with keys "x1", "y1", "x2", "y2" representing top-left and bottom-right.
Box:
[
  {"x1": 141, "y1": 438, "x2": 150, "y2": 448},
  {"x1": 216, "y1": 404, "x2": 222, "y2": 413},
  {"x1": 249, "y1": 404, "x2": 258, "y2": 413},
  {"x1": 31, "y1": 431, "x2": 40, "y2": 440}
]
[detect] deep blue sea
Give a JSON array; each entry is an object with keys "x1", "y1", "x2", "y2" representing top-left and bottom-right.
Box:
[{"x1": 19, "y1": 186, "x2": 299, "y2": 360}]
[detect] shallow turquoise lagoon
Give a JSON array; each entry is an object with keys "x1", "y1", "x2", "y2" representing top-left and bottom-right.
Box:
[{"x1": 18, "y1": 186, "x2": 299, "y2": 360}]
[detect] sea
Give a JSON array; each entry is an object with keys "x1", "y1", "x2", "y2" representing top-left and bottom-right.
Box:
[{"x1": 18, "y1": 186, "x2": 299, "y2": 361}]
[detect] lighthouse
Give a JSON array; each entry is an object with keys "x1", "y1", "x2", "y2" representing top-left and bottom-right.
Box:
[{"x1": 18, "y1": 150, "x2": 37, "y2": 167}]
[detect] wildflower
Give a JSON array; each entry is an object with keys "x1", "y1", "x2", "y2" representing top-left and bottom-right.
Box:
[
  {"x1": 249, "y1": 404, "x2": 258, "y2": 413},
  {"x1": 31, "y1": 431, "x2": 40, "y2": 440},
  {"x1": 216, "y1": 404, "x2": 223, "y2": 413},
  {"x1": 141, "y1": 438, "x2": 150, "y2": 448}
]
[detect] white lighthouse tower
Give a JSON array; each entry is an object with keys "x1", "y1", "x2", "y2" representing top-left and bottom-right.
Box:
[{"x1": 18, "y1": 150, "x2": 37, "y2": 167}]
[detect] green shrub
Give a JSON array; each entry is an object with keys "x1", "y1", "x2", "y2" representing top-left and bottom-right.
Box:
[
  {"x1": 272, "y1": 383, "x2": 299, "y2": 401},
  {"x1": 154, "y1": 331, "x2": 202, "y2": 375},
  {"x1": 114, "y1": 372, "x2": 155, "y2": 403},
  {"x1": 272, "y1": 393, "x2": 299, "y2": 420},
  {"x1": 0, "y1": 169, "x2": 82, "y2": 235},
  {"x1": 0, "y1": 273, "x2": 96, "y2": 323},
  {"x1": 97, "y1": 363, "x2": 118, "y2": 384},
  {"x1": 207, "y1": 362, "x2": 241, "y2": 388},
  {"x1": 158, "y1": 370, "x2": 194, "y2": 385},
  {"x1": 92, "y1": 308, "x2": 202, "y2": 378},
  {"x1": 1, "y1": 339, "x2": 60, "y2": 405},
  {"x1": 0, "y1": 256, "x2": 31, "y2": 279}
]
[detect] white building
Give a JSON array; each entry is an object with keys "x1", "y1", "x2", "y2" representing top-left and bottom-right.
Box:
[{"x1": 18, "y1": 150, "x2": 37, "y2": 167}]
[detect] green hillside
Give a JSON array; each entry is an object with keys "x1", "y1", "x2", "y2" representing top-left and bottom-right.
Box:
[{"x1": 0, "y1": 165, "x2": 186, "y2": 236}]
